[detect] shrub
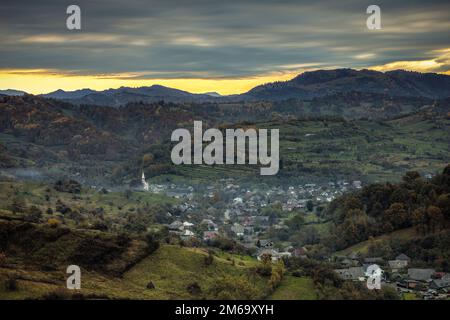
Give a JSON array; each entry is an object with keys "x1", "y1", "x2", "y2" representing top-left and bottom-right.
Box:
[
  {"x1": 54, "y1": 179, "x2": 81, "y2": 194},
  {"x1": 186, "y1": 282, "x2": 202, "y2": 295},
  {"x1": 204, "y1": 250, "x2": 214, "y2": 266},
  {"x1": 41, "y1": 288, "x2": 72, "y2": 300},
  {"x1": 4, "y1": 277, "x2": 18, "y2": 291},
  {"x1": 0, "y1": 252, "x2": 6, "y2": 266},
  {"x1": 209, "y1": 275, "x2": 259, "y2": 299},
  {"x1": 47, "y1": 218, "x2": 61, "y2": 228},
  {"x1": 146, "y1": 281, "x2": 155, "y2": 289},
  {"x1": 256, "y1": 263, "x2": 272, "y2": 277},
  {"x1": 24, "y1": 205, "x2": 42, "y2": 223},
  {"x1": 269, "y1": 263, "x2": 284, "y2": 290}
]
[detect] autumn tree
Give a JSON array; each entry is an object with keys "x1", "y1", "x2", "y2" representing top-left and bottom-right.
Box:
[
  {"x1": 412, "y1": 207, "x2": 426, "y2": 234},
  {"x1": 427, "y1": 206, "x2": 444, "y2": 232},
  {"x1": 384, "y1": 203, "x2": 408, "y2": 230}
]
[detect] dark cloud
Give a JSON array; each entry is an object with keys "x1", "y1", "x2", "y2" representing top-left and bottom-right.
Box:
[{"x1": 0, "y1": 0, "x2": 449, "y2": 77}]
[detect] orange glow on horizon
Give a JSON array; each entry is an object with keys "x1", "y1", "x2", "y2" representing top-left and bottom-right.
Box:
[
  {"x1": 1, "y1": 50, "x2": 450, "y2": 96},
  {"x1": 0, "y1": 69, "x2": 300, "y2": 95}
]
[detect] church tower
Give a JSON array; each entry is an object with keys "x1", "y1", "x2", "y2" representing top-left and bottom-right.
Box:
[{"x1": 142, "y1": 171, "x2": 149, "y2": 191}]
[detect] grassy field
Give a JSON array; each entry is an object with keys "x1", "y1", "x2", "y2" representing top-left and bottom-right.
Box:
[
  {"x1": 268, "y1": 275, "x2": 317, "y2": 300},
  {"x1": 0, "y1": 180, "x2": 177, "y2": 233},
  {"x1": 0, "y1": 245, "x2": 271, "y2": 300},
  {"x1": 335, "y1": 228, "x2": 417, "y2": 256},
  {"x1": 403, "y1": 292, "x2": 419, "y2": 300}
]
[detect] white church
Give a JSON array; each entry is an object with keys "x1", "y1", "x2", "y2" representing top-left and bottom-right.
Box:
[{"x1": 141, "y1": 171, "x2": 149, "y2": 191}]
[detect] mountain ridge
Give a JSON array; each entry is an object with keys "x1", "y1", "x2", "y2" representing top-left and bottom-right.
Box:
[
  {"x1": 245, "y1": 69, "x2": 450, "y2": 100},
  {"x1": 4, "y1": 69, "x2": 450, "y2": 106}
]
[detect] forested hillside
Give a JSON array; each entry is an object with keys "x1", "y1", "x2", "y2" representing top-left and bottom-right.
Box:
[{"x1": 321, "y1": 165, "x2": 450, "y2": 270}]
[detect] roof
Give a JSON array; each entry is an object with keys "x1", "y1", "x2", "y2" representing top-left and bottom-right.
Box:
[
  {"x1": 430, "y1": 279, "x2": 450, "y2": 289},
  {"x1": 364, "y1": 257, "x2": 384, "y2": 263},
  {"x1": 348, "y1": 252, "x2": 359, "y2": 260},
  {"x1": 293, "y1": 247, "x2": 308, "y2": 256},
  {"x1": 257, "y1": 249, "x2": 279, "y2": 257},
  {"x1": 335, "y1": 267, "x2": 365, "y2": 280},
  {"x1": 259, "y1": 239, "x2": 273, "y2": 247},
  {"x1": 168, "y1": 220, "x2": 183, "y2": 230},
  {"x1": 203, "y1": 231, "x2": 218, "y2": 239},
  {"x1": 407, "y1": 268, "x2": 435, "y2": 281},
  {"x1": 395, "y1": 253, "x2": 411, "y2": 261},
  {"x1": 388, "y1": 260, "x2": 408, "y2": 269},
  {"x1": 182, "y1": 229, "x2": 194, "y2": 236},
  {"x1": 231, "y1": 223, "x2": 245, "y2": 234}
]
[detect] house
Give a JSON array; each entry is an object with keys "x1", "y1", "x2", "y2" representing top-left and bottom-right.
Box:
[
  {"x1": 244, "y1": 226, "x2": 254, "y2": 235},
  {"x1": 407, "y1": 268, "x2": 435, "y2": 281},
  {"x1": 254, "y1": 216, "x2": 270, "y2": 226},
  {"x1": 430, "y1": 278, "x2": 450, "y2": 291},
  {"x1": 168, "y1": 220, "x2": 183, "y2": 232},
  {"x1": 395, "y1": 253, "x2": 411, "y2": 263},
  {"x1": 341, "y1": 258, "x2": 360, "y2": 267},
  {"x1": 180, "y1": 229, "x2": 195, "y2": 241},
  {"x1": 201, "y1": 219, "x2": 218, "y2": 231},
  {"x1": 388, "y1": 260, "x2": 408, "y2": 272},
  {"x1": 292, "y1": 247, "x2": 308, "y2": 259},
  {"x1": 364, "y1": 257, "x2": 384, "y2": 264},
  {"x1": 278, "y1": 251, "x2": 292, "y2": 259},
  {"x1": 183, "y1": 221, "x2": 194, "y2": 228},
  {"x1": 258, "y1": 239, "x2": 274, "y2": 248},
  {"x1": 231, "y1": 223, "x2": 245, "y2": 237},
  {"x1": 348, "y1": 252, "x2": 360, "y2": 260},
  {"x1": 203, "y1": 231, "x2": 219, "y2": 242},
  {"x1": 352, "y1": 181, "x2": 362, "y2": 189},
  {"x1": 334, "y1": 267, "x2": 365, "y2": 281},
  {"x1": 403, "y1": 280, "x2": 421, "y2": 290},
  {"x1": 233, "y1": 197, "x2": 243, "y2": 205}
]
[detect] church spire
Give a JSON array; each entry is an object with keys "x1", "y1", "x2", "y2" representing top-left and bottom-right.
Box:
[{"x1": 141, "y1": 171, "x2": 149, "y2": 191}]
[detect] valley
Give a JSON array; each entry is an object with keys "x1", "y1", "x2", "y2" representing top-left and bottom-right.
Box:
[{"x1": 1, "y1": 69, "x2": 449, "y2": 300}]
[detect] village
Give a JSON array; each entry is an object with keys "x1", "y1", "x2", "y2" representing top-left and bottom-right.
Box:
[
  {"x1": 141, "y1": 173, "x2": 357, "y2": 246},
  {"x1": 333, "y1": 253, "x2": 450, "y2": 300},
  {"x1": 139, "y1": 172, "x2": 449, "y2": 300}
]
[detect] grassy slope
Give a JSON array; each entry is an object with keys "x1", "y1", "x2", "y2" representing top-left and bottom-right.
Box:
[
  {"x1": 121, "y1": 245, "x2": 267, "y2": 299},
  {"x1": 0, "y1": 181, "x2": 176, "y2": 215},
  {"x1": 334, "y1": 228, "x2": 417, "y2": 256},
  {"x1": 166, "y1": 116, "x2": 449, "y2": 183},
  {"x1": 0, "y1": 245, "x2": 269, "y2": 300},
  {"x1": 267, "y1": 275, "x2": 316, "y2": 300}
]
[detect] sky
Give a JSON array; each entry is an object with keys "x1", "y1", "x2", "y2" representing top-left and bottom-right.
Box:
[{"x1": 0, "y1": 0, "x2": 449, "y2": 94}]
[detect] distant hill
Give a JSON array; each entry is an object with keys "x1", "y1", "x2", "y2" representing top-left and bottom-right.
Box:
[
  {"x1": 40, "y1": 85, "x2": 219, "y2": 106},
  {"x1": 243, "y1": 69, "x2": 450, "y2": 100},
  {"x1": 202, "y1": 92, "x2": 222, "y2": 97},
  {"x1": 0, "y1": 89, "x2": 26, "y2": 96},
  {"x1": 0, "y1": 94, "x2": 448, "y2": 185},
  {"x1": 0, "y1": 69, "x2": 443, "y2": 106},
  {"x1": 41, "y1": 88, "x2": 96, "y2": 99}
]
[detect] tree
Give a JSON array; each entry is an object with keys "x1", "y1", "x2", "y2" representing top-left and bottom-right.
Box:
[
  {"x1": 384, "y1": 203, "x2": 408, "y2": 229},
  {"x1": 287, "y1": 213, "x2": 304, "y2": 231},
  {"x1": 427, "y1": 206, "x2": 444, "y2": 232},
  {"x1": 204, "y1": 250, "x2": 214, "y2": 266},
  {"x1": 24, "y1": 205, "x2": 42, "y2": 223},
  {"x1": 209, "y1": 275, "x2": 258, "y2": 299},
  {"x1": 436, "y1": 194, "x2": 450, "y2": 221},
  {"x1": 9, "y1": 197, "x2": 26, "y2": 214},
  {"x1": 412, "y1": 208, "x2": 426, "y2": 234},
  {"x1": 403, "y1": 171, "x2": 421, "y2": 184},
  {"x1": 124, "y1": 189, "x2": 132, "y2": 200},
  {"x1": 306, "y1": 200, "x2": 314, "y2": 212}
]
